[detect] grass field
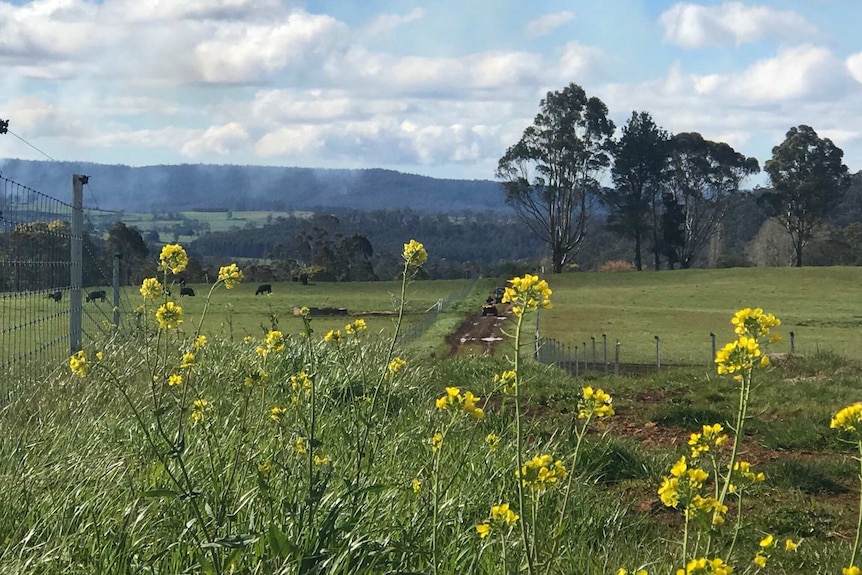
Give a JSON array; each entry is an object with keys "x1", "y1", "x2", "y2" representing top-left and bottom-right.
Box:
[
  {"x1": 535, "y1": 266, "x2": 862, "y2": 364},
  {"x1": 2, "y1": 266, "x2": 862, "y2": 573}
]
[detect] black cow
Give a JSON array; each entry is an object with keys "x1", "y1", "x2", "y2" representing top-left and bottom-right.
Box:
[
  {"x1": 86, "y1": 290, "x2": 107, "y2": 303},
  {"x1": 255, "y1": 284, "x2": 272, "y2": 295},
  {"x1": 180, "y1": 287, "x2": 196, "y2": 297},
  {"x1": 46, "y1": 290, "x2": 62, "y2": 302}
]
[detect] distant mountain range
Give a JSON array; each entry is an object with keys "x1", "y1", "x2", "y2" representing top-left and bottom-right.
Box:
[{"x1": 0, "y1": 159, "x2": 508, "y2": 214}]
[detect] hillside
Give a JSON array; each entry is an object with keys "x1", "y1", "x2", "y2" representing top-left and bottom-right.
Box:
[{"x1": 0, "y1": 159, "x2": 507, "y2": 214}]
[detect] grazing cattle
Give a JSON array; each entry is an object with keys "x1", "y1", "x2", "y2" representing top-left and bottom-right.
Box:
[
  {"x1": 180, "y1": 287, "x2": 196, "y2": 297},
  {"x1": 86, "y1": 290, "x2": 107, "y2": 303},
  {"x1": 46, "y1": 290, "x2": 62, "y2": 302},
  {"x1": 255, "y1": 284, "x2": 272, "y2": 295}
]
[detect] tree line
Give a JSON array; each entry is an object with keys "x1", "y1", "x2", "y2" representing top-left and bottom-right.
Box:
[{"x1": 497, "y1": 83, "x2": 853, "y2": 271}]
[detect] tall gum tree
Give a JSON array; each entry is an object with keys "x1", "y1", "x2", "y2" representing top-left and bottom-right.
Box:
[
  {"x1": 761, "y1": 125, "x2": 851, "y2": 267},
  {"x1": 666, "y1": 133, "x2": 759, "y2": 269},
  {"x1": 496, "y1": 83, "x2": 614, "y2": 273},
  {"x1": 603, "y1": 111, "x2": 669, "y2": 271}
]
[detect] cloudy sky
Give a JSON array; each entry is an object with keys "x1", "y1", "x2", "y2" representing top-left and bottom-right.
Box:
[{"x1": 1, "y1": 0, "x2": 861, "y2": 185}]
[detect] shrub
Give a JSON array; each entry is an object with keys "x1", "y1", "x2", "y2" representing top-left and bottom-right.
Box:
[{"x1": 598, "y1": 259, "x2": 636, "y2": 272}]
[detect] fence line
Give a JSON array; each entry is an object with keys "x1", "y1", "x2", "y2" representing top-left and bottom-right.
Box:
[
  {"x1": 0, "y1": 172, "x2": 133, "y2": 395},
  {"x1": 399, "y1": 278, "x2": 478, "y2": 344}
]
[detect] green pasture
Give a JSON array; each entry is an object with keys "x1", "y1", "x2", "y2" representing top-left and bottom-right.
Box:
[
  {"x1": 118, "y1": 277, "x2": 478, "y2": 342},
  {"x1": 535, "y1": 266, "x2": 862, "y2": 364}
]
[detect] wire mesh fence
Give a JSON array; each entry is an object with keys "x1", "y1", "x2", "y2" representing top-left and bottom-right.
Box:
[
  {"x1": 399, "y1": 278, "x2": 478, "y2": 344},
  {"x1": 0, "y1": 173, "x2": 134, "y2": 397}
]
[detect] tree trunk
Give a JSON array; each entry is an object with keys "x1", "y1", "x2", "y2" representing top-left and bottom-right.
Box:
[
  {"x1": 634, "y1": 233, "x2": 642, "y2": 271},
  {"x1": 795, "y1": 235, "x2": 804, "y2": 267}
]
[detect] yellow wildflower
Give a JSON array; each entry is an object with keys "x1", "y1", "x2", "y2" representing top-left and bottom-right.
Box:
[
  {"x1": 345, "y1": 318, "x2": 367, "y2": 335},
  {"x1": 294, "y1": 436, "x2": 306, "y2": 454},
  {"x1": 831, "y1": 403, "x2": 862, "y2": 434},
  {"x1": 158, "y1": 244, "x2": 188, "y2": 274},
  {"x1": 191, "y1": 398, "x2": 210, "y2": 423},
  {"x1": 140, "y1": 277, "x2": 164, "y2": 300},
  {"x1": 388, "y1": 357, "x2": 407, "y2": 374},
  {"x1": 784, "y1": 539, "x2": 799, "y2": 552},
  {"x1": 168, "y1": 374, "x2": 183, "y2": 387},
  {"x1": 217, "y1": 263, "x2": 243, "y2": 289},
  {"x1": 69, "y1": 350, "x2": 89, "y2": 377},
  {"x1": 579, "y1": 386, "x2": 615, "y2": 419},
  {"x1": 759, "y1": 534, "x2": 774, "y2": 549},
  {"x1": 313, "y1": 455, "x2": 330, "y2": 466},
  {"x1": 490, "y1": 503, "x2": 519, "y2": 527},
  {"x1": 193, "y1": 335, "x2": 207, "y2": 349},
  {"x1": 475, "y1": 522, "x2": 491, "y2": 538},
  {"x1": 494, "y1": 370, "x2": 517, "y2": 395},
  {"x1": 264, "y1": 330, "x2": 285, "y2": 353},
  {"x1": 843, "y1": 567, "x2": 860, "y2": 575},
  {"x1": 258, "y1": 460, "x2": 272, "y2": 477},
  {"x1": 430, "y1": 432, "x2": 444, "y2": 452},
  {"x1": 155, "y1": 301, "x2": 183, "y2": 330},
  {"x1": 402, "y1": 239, "x2": 428, "y2": 267},
  {"x1": 412, "y1": 478, "x2": 422, "y2": 493},
  {"x1": 181, "y1": 352, "x2": 195, "y2": 369},
  {"x1": 486, "y1": 433, "x2": 500, "y2": 450},
  {"x1": 324, "y1": 329, "x2": 342, "y2": 345},
  {"x1": 516, "y1": 454, "x2": 566, "y2": 491},
  {"x1": 753, "y1": 555, "x2": 766, "y2": 568},
  {"x1": 501, "y1": 273, "x2": 552, "y2": 317},
  {"x1": 270, "y1": 406, "x2": 287, "y2": 422},
  {"x1": 731, "y1": 307, "x2": 780, "y2": 339}
]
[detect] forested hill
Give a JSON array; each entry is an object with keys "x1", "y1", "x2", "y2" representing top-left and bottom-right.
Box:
[{"x1": 0, "y1": 159, "x2": 507, "y2": 214}]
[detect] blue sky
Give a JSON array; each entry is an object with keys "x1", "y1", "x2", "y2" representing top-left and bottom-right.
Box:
[{"x1": 1, "y1": 0, "x2": 861, "y2": 187}]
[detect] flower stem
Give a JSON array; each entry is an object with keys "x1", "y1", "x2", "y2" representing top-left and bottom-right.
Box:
[
  {"x1": 851, "y1": 439, "x2": 862, "y2": 567},
  {"x1": 513, "y1": 311, "x2": 535, "y2": 575}
]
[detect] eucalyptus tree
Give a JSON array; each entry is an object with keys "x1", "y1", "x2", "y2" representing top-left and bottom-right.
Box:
[
  {"x1": 761, "y1": 125, "x2": 851, "y2": 267},
  {"x1": 665, "y1": 133, "x2": 759, "y2": 269},
  {"x1": 496, "y1": 83, "x2": 615, "y2": 273},
  {"x1": 604, "y1": 111, "x2": 670, "y2": 270}
]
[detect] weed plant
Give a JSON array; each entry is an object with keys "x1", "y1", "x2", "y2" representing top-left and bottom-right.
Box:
[{"x1": 2, "y1": 242, "x2": 862, "y2": 574}]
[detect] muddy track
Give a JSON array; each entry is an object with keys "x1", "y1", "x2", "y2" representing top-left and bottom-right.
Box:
[{"x1": 446, "y1": 305, "x2": 511, "y2": 356}]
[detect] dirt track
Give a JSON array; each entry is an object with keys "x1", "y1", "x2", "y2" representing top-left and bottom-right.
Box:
[{"x1": 446, "y1": 304, "x2": 511, "y2": 356}]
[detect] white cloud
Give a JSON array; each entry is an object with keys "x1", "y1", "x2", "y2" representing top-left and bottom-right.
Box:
[
  {"x1": 525, "y1": 11, "x2": 574, "y2": 38},
  {"x1": 848, "y1": 53, "x2": 862, "y2": 84},
  {"x1": 660, "y1": 2, "x2": 816, "y2": 48},
  {"x1": 181, "y1": 122, "x2": 250, "y2": 157},
  {"x1": 363, "y1": 8, "x2": 425, "y2": 36}
]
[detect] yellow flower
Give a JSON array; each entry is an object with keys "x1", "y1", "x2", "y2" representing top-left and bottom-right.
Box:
[
  {"x1": 258, "y1": 460, "x2": 273, "y2": 477},
  {"x1": 191, "y1": 398, "x2": 210, "y2": 423},
  {"x1": 831, "y1": 403, "x2": 862, "y2": 434},
  {"x1": 689, "y1": 423, "x2": 727, "y2": 459},
  {"x1": 168, "y1": 373, "x2": 183, "y2": 387},
  {"x1": 578, "y1": 386, "x2": 615, "y2": 419},
  {"x1": 501, "y1": 274, "x2": 552, "y2": 316},
  {"x1": 412, "y1": 478, "x2": 422, "y2": 493},
  {"x1": 181, "y1": 352, "x2": 195, "y2": 369},
  {"x1": 388, "y1": 357, "x2": 407, "y2": 374},
  {"x1": 294, "y1": 436, "x2": 306, "y2": 454},
  {"x1": 843, "y1": 567, "x2": 861, "y2": 575},
  {"x1": 264, "y1": 330, "x2": 285, "y2": 353},
  {"x1": 69, "y1": 350, "x2": 89, "y2": 377},
  {"x1": 475, "y1": 522, "x2": 491, "y2": 538},
  {"x1": 313, "y1": 455, "x2": 330, "y2": 466},
  {"x1": 784, "y1": 538, "x2": 799, "y2": 552},
  {"x1": 430, "y1": 432, "x2": 444, "y2": 452},
  {"x1": 731, "y1": 307, "x2": 780, "y2": 338},
  {"x1": 140, "y1": 277, "x2": 164, "y2": 300},
  {"x1": 402, "y1": 239, "x2": 428, "y2": 267},
  {"x1": 217, "y1": 263, "x2": 243, "y2": 289},
  {"x1": 270, "y1": 406, "x2": 287, "y2": 422},
  {"x1": 494, "y1": 370, "x2": 517, "y2": 395},
  {"x1": 345, "y1": 319, "x2": 368, "y2": 335},
  {"x1": 324, "y1": 329, "x2": 343, "y2": 345},
  {"x1": 753, "y1": 554, "x2": 766, "y2": 568},
  {"x1": 759, "y1": 534, "x2": 774, "y2": 549},
  {"x1": 490, "y1": 503, "x2": 519, "y2": 527},
  {"x1": 299, "y1": 306, "x2": 310, "y2": 317},
  {"x1": 95, "y1": 351, "x2": 103, "y2": 361},
  {"x1": 158, "y1": 244, "x2": 188, "y2": 274},
  {"x1": 155, "y1": 301, "x2": 183, "y2": 330},
  {"x1": 290, "y1": 371, "x2": 312, "y2": 394},
  {"x1": 193, "y1": 335, "x2": 207, "y2": 349},
  {"x1": 485, "y1": 433, "x2": 500, "y2": 450},
  {"x1": 516, "y1": 454, "x2": 566, "y2": 491}
]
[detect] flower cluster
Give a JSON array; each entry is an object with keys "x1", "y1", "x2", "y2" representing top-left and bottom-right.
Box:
[
  {"x1": 752, "y1": 534, "x2": 799, "y2": 569},
  {"x1": 516, "y1": 454, "x2": 567, "y2": 491},
  {"x1": 430, "y1": 432, "x2": 444, "y2": 452},
  {"x1": 215, "y1": 263, "x2": 242, "y2": 289},
  {"x1": 686, "y1": 495, "x2": 727, "y2": 525},
  {"x1": 732, "y1": 307, "x2": 780, "y2": 339},
  {"x1": 475, "y1": 502, "x2": 519, "y2": 538},
  {"x1": 831, "y1": 403, "x2": 862, "y2": 435},
  {"x1": 324, "y1": 329, "x2": 343, "y2": 345},
  {"x1": 402, "y1": 239, "x2": 428, "y2": 267},
  {"x1": 715, "y1": 336, "x2": 766, "y2": 377},
  {"x1": 69, "y1": 350, "x2": 90, "y2": 377},
  {"x1": 344, "y1": 319, "x2": 367, "y2": 335},
  {"x1": 578, "y1": 386, "x2": 615, "y2": 419},
  {"x1": 494, "y1": 369, "x2": 517, "y2": 395},
  {"x1": 844, "y1": 566, "x2": 860, "y2": 575},
  {"x1": 270, "y1": 406, "x2": 288, "y2": 422},
  {"x1": 501, "y1": 274, "x2": 552, "y2": 317},
  {"x1": 193, "y1": 335, "x2": 207, "y2": 349},
  {"x1": 290, "y1": 371, "x2": 312, "y2": 395},
  {"x1": 191, "y1": 398, "x2": 211, "y2": 423},
  {"x1": 485, "y1": 433, "x2": 500, "y2": 451},
  {"x1": 264, "y1": 330, "x2": 285, "y2": 353},
  {"x1": 156, "y1": 302, "x2": 183, "y2": 330},
  {"x1": 181, "y1": 352, "x2": 195, "y2": 369},
  {"x1": 245, "y1": 367, "x2": 269, "y2": 388},
  {"x1": 676, "y1": 557, "x2": 732, "y2": 575},
  {"x1": 435, "y1": 386, "x2": 485, "y2": 420},
  {"x1": 168, "y1": 373, "x2": 184, "y2": 387},
  {"x1": 616, "y1": 569, "x2": 648, "y2": 575},
  {"x1": 658, "y1": 456, "x2": 709, "y2": 509},
  {"x1": 158, "y1": 244, "x2": 188, "y2": 274},
  {"x1": 688, "y1": 423, "x2": 728, "y2": 459},
  {"x1": 729, "y1": 461, "x2": 765, "y2": 494},
  {"x1": 388, "y1": 357, "x2": 407, "y2": 375},
  {"x1": 140, "y1": 277, "x2": 165, "y2": 300}
]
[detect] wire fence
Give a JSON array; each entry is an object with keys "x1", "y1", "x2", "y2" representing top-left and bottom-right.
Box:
[
  {"x1": 399, "y1": 278, "x2": 479, "y2": 344},
  {"x1": 534, "y1": 309, "x2": 800, "y2": 377},
  {"x1": 0, "y1": 173, "x2": 133, "y2": 397}
]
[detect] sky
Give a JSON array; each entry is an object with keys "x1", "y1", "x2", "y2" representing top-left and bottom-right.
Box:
[{"x1": 1, "y1": 0, "x2": 861, "y2": 187}]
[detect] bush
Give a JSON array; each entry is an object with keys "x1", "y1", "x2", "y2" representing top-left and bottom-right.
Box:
[{"x1": 598, "y1": 259, "x2": 636, "y2": 272}]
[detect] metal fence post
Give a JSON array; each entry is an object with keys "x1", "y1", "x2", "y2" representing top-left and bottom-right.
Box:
[
  {"x1": 70, "y1": 174, "x2": 85, "y2": 353},
  {"x1": 655, "y1": 335, "x2": 661, "y2": 370},
  {"x1": 112, "y1": 253, "x2": 121, "y2": 330},
  {"x1": 710, "y1": 332, "x2": 716, "y2": 365},
  {"x1": 603, "y1": 333, "x2": 608, "y2": 374},
  {"x1": 790, "y1": 331, "x2": 795, "y2": 354},
  {"x1": 591, "y1": 336, "x2": 596, "y2": 369},
  {"x1": 614, "y1": 340, "x2": 620, "y2": 375}
]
